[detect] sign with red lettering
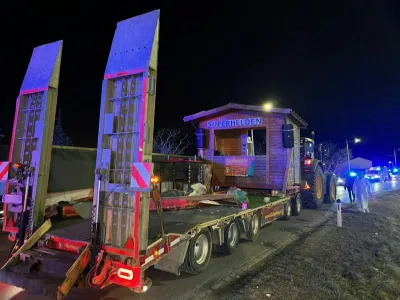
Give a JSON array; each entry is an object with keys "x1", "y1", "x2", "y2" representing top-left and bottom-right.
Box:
[{"x1": 224, "y1": 157, "x2": 254, "y2": 177}]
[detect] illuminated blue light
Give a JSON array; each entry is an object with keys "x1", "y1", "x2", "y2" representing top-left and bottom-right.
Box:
[{"x1": 350, "y1": 172, "x2": 357, "y2": 177}]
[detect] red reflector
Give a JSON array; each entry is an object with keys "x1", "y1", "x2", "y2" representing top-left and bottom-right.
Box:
[{"x1": 117, "y1": 268, "x2": 134, "y2": 280}]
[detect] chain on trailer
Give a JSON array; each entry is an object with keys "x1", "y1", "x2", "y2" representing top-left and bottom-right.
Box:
[
  {"x1": 89, "y1": 10, "x2": 159, "y2": 291},
  {"x1": 1, "y1": 41, "x2": 62, "y2": 246}
]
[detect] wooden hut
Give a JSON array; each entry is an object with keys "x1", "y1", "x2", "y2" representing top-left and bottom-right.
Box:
[{"x1": 183, "y1": 103, "x2": 308, "y2": 193}]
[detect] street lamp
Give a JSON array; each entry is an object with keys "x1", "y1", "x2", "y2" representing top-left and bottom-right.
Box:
[
  {"x1": 263, "y1": 102, "x2": 273, "y2": 111},
  {"x1": 346, "y1": 138, "x2": 361, "y2": 173}
]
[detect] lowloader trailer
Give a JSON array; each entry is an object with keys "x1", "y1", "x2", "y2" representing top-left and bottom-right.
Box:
[{"x1": 0, "y1": 10, "x2": 303, "y2": 299}]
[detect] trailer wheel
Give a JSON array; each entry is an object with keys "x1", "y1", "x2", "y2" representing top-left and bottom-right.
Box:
[
  {"x1": 181, "y1": 229, "x2": 212, "y2": 274},
  {"x1": 246, "y1": 212, "x2": 261, "y2": 242},
  {"x1": 283, "y1": 202, "x2": 292, "y2": 220},
  {"x1": 291, "y1": 193, "x2": 302, "y2": 216},
  {"x1": 221, "y1": 220, "x2": 240, "y2": 255}
]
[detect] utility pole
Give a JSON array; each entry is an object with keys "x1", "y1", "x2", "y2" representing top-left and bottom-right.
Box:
[
  {"x1": 346, "y1": 139, "x2": 351, "y2": 173},
  {"x1": 389, "y1": 148, "x2": 399, "y2": 168},
  {"x1": 346, "y1": 138, "x2": 361, "y2": 173}
]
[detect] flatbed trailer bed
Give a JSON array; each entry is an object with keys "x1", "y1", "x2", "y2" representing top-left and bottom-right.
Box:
[
  {"x1": 0, "y1": 195, "x2": 301, "y2": 298},
  {"x1": 45, "y1": 205, "x2": 244, "y2": 245},
  {"x1": 46, "y1": 194, "x2": 290, "y2": 247}
]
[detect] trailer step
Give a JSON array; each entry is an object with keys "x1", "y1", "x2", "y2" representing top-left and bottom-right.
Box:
[
  {"x1": 0, "y1": 248, "x2": 83, "y2": 298},
  {"x1": 21, "y1": 248, "x2": 79, "y2": 276},
  {"x1": 0, "y1": 260, "x2": 64, "y2": 298}
]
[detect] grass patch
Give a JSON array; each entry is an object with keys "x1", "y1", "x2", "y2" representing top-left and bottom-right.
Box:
[
  {"x1": 247, "y1": 195, "x2": 281, "y2": 208},
  {"x1": 210, "y1": 190, "x2": 400, "y2": 300}
]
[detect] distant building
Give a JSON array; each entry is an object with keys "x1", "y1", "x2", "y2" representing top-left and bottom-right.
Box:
[{"x1": 336, "y1": 157, "x2": 372, "y2": 176}]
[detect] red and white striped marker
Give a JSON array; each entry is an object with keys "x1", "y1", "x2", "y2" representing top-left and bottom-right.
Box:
[
  {"x1": 0, "y1": 162, "x2": 10, "y2": 181},
  {"x1": 130, "y1": 162, "x2": 151, "y2": 190}
]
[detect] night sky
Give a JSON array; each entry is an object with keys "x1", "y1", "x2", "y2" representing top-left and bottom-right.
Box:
[{"x1": 1, "y1": 1, "x2": 399, "y2": 165}]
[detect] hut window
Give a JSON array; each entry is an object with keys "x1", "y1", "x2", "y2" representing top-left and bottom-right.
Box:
[
  {"x1": 249, "y1": 129, "x2": 267, "y2": 156},
  {"x1": 213, "y1": 128, "x2": 266, "y2": 157}
]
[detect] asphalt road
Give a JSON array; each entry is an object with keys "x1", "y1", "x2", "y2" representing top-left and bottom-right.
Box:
[{"x1": 0, "y1": 179, "x2": 399, "y2": 300}]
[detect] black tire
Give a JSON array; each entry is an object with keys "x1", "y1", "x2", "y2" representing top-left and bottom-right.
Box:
[
  {"x1": 308, "y1": 165, "x2": 324, "y2": 209},
  {"x1": 221, "y1": 220, "x2": 240, "y2": 255},
  {"x1": 282, "y1": 202, "x2": 292, "y2": 220},
  {"x1": 181, "y1": 229, "x2": 212, "y2": 274},
  {"x1": 246, "y1": 212, "x2": 261, "y2": 242},
  {"x1": 324, "y1": 173, "x2": 337, "y2": 203},
  {"x1": 291, "y1": 193, "x2": 302, "y2": 216}
]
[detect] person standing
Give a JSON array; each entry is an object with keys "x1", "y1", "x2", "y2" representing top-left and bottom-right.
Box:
[
  {"x1": 344, "y1": 173, "x2": 356, "y2": 203},
  {"x1": 353, "y1": 173, "x2": 376, "y2": 213}
]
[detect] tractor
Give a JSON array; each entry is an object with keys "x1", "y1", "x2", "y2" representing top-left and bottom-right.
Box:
[{"x1": 300, "y1": 137, "x2": 337, "y2": 208}]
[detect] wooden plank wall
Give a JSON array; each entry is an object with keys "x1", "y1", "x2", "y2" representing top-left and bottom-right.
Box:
[
  {"x1": 268, "y1": 114, "x2": 286, "y2": 188},
  {"x1": 285, "y1": 117, "x2": 301, "y2": 186}
]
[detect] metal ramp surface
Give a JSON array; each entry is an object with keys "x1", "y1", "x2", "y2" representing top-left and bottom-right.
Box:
[{"x1": 2, "y1": 40, "x2": 62, "y2": 234}]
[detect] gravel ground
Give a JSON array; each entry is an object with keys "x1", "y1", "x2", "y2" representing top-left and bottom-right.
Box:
[{"x1": 209, "y1": 190, "x2": 400, "y2": 300}]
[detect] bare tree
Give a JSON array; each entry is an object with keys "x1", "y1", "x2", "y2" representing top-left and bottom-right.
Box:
[
  {"x1": 153, "y1": 128, "x2": 191, "y2": 155},
  {"x1": 321, "y1": 141, "x2": 352, "y2": 173}
]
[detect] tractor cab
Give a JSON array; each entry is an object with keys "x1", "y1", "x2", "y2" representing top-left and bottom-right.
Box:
[
  {"x1": 300, "y1": 137, "x2": 323, "y2": 171},
  {"x1": 300, "y1": 137, "x2": 315, "y2": 160},
  {"x1": 299, "y1": 137, "x2": 336, "y2": 208}
]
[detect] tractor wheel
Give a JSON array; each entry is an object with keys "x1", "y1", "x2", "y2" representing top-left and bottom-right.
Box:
[
  {"x1": 324, "y1": 173, "x2": 337, "y2": 203},
  {"x1": 308, "y1": 165, "x2": 324, "y2": 209}
]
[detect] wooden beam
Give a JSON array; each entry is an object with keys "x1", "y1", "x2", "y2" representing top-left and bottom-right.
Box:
[{"x1": 57, "y1": 245, "x2": 91, "y2": 300}]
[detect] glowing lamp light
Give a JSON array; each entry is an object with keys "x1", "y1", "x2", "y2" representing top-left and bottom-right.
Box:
[
  {"x1": 376, "y1": 166, "x2": 381, "y2": 171},
  {"x1": 349, "y1": 172, "x2": 357, "y2": 177},
  {"x1": 263, "y1": 103, "x2": 273, "y2": 110},
  {"x1": 150, "y1": 176, "x2": 159, "y2": 183},
  {"x1": 354, "y1": 138, "x2": 361, "y2": 143},
  {"x1": 12, "y1": 163, "x2": 24, "y2": 172},
  {"x1": 394, "y1": 168, "x2": 398, "y2": 172},
  {"x1": 304, "y1": 159, "x2": 312, "y2": 166}
]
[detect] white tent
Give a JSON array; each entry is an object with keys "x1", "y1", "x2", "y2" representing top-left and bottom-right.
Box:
[{"x1": 336, "y1": 157, "x2": 372, "y2": 176}]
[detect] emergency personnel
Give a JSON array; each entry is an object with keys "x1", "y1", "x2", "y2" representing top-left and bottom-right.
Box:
[
  {"x1": 344, "y1": 173, "x2": 356, "y2": 203},
  {"x1": 353, "y1": 172, "x2": 376, "y2": 213}
]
